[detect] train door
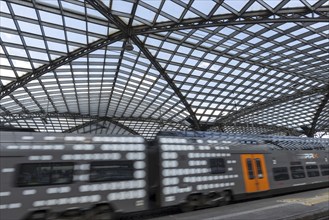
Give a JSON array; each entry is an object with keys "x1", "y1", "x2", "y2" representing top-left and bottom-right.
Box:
[{"x1": 241, "y1": 154, "x2": 270, "y2": 193}]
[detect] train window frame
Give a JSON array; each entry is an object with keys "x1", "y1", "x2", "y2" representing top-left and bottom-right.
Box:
[
  {"x1": 255, "y1": 158, "x2": 263, "y2": 179},
  {"x1": 290, "y1": 166, "x2": 306, "y2": 179},
  {"x1": 306, "y1": 165, "x2": 320, "y2": 177},
  {"x1": 209, "y1": 158, "x2": 226, "y2": 174},
  {"x1": 246, "y1": 158, "x2": 254, "y2": 179},
  {"x1": 320, "y1": 164, "x2": 329, "y2": 176},
  {"x1": 272, "y1": 167, "x2": 290, "y2": 181},
  {"x1": 89, "y1": 160, "x2": 135, "y2": 182},
  {"x1": 17, "y1": 162, "x2": 74, "y2": 187}
]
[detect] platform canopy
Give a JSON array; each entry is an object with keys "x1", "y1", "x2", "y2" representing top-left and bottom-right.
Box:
[{"x1": 0, "y1": 0, "x2": 328, "y2": 139}]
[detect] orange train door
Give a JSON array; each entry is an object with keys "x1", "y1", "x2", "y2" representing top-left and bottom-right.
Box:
[{"x1": 241, "y1": 154, "x2": 270, "y2": 193}]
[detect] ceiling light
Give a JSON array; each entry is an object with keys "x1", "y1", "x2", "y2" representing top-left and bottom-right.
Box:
[{"x1": 125, "y1": 38, "x2": 134, "y2": 51}]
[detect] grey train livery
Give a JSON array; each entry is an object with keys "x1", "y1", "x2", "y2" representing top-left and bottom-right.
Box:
[{"x1": 0, "y1": 131, "x2": 328, "y2": 219}]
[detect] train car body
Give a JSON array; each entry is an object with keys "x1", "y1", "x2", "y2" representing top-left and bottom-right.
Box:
[
  {"x1": 0, "y1": 132, "x2": 149, "y2": 220},
  {"x1": 0, "y1": 131, "x2": 328, "y2": 219},
  {"x1": 151, "y1": 132, "x2": 329, "y2": 210}
]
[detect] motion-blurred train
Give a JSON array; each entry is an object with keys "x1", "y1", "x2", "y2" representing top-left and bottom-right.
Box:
[{"x1": 0, "y1": 131, "x2": 328, "y2": 220}]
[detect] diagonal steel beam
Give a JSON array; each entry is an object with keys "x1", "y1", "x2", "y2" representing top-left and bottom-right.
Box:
[
  {"x1": 0, "y1": 32, "x2": 124, "y2": 100},
  {"x1": 86, "y1": 0, "x2": 200, "y2": 130},
  {"x1": 0, "y1": 111, "x2": 138, "y2": 135},
  {"x1": 206, "y1": 121, "x2": 303, "y2": 136},
  {"x1": 306, "y1": 85, "x2": 329, "y2": 137},
  {"x1": 133, "y1": 7, "x2": 329, "y2": 35},
  {"x1": 63, "y1": 117, "x2": 140, "y2": 135},
  {"x1": 213, "y1": 85, "x2": 329, "y2": 125},
  {"x1": 0, "y1": 111, "x2": 188, "y2": 128}
]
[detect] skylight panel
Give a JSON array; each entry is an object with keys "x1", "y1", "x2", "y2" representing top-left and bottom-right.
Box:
[
  {"x1": 1, "y1": 32, "x2": 22, "y2": 45},
  {"x1": 136, "y1": 5, "x2": 156, "y2": 21},
  {"x1": 0, "y1": 1, "x2": 9, "y2": 13},
  {"x1": 0, "y1": 17, "x2": 15, "y2": 30},
  {"x1": 29, "y1": 51, "x2": 49, "y2": 61},
  {"x1": 225, "y1": 1, "x2": 247, "y2": 12},
  {"x1": 191, "y1": 1, "x2": 216, "y2": 16},
  {"x1": 185, "y1": 37, "x2": 199, "y2": 44},
  {"x1": 86, "y1": 7, "x2": 107, "y2": 20},
  {"x1": 61, "y1": 1, "x2": 84, "y2": 14},
  {"x1": 67, "y1": 31, "x2": 87, "y2": 44},
  {"x1": 168, "y1": 32, "x2": 185, "y2": 41},
  {"x1": 248, "y1": 37, "x2": 262, "y2": 44},
  {"x1": 0, "y1": 56, "x2": 10, "y2": 67},
  {"x1": 162, "y1": 41, "x2": 177, "y2": 51},
  {"x1": 145, "y1": 37, "x2": 162, "y2": 47},
  {"x1": 214, "y1": 5, "x2": 231, "y2": 15},
  {"x1": 275, "y1": 35, "x2": 289, "y2": 42},
  {"x1": 47, "y1": 41, "x2": 67, "y2": 53},
  {"x1": 183, "y1": 9, "x2": 200, "y2": 19},
  {"x1": 39, "y1": 13, "x2": 62, "y2": 26},
  {"x1": 303, "y1": 34, "x2": 320, "y2": 41},
  {"x1": 162, "y1": 0, "x2": 185, "y2": 19},
  {"x1": 314, "y1": 39, "x2": 329, "y2": 45},
  {"x1": 11, "y1": 3, "x2": 38, "y2": 20},
  {"x1": 261, "y1": 42, "x2": 274, "y2": 48},
  {"x1": 44, "y1": 26, "x2": 65, "y2": 39},
  {"x1": 23, "y1": 37, "x2": 46, "y2": 49},
  {"x1": 112, "y1": 0, "x2": 133, "y2": 15},
  {"x1": 191, "y1": 49, "x2": 204, "y2": 58},
  {"x1": 245, "y1": 1, "x2": 266, "y2": 12},
  {"x1": 6, "y1": 46, "x2": 27, "y2": 58},
  {"x1": 235, "y1": 32, "x2": 249, "y2": 40},
  {"x1": 0, "y1": 69, "x2": 15, "y2": 79},
  {"x1": 283, "y1": 0, "x2": 305, "y2": 8},
  {"x1": 221, "y1": 27, "x2": 235, "y2": 36},
  {"x1": 64, "y1": 17, "x2": 86, "y2": 31},
  {"x1": 262, "y1": 30, "x2": 277, "y2": 38},
  {"x1": 291, "y1": 28, "x2": 309, "y2": 36}
]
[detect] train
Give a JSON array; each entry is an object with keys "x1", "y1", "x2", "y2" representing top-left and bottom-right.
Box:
[{"x1": 0, "y1": 131, "x2": 328, "y2": 220}]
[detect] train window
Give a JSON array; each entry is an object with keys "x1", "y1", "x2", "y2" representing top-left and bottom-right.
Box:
[
  {"x1": 17, "y1": 163, "x2": 74, "y2": 187},
  {"x1": 209, "y1": 158, "x2": 226, "y2": 174},
  {"x1": 306, "y1": 165, "x2": 320, "y2": 177},
  {"x1": 290, "y1": 161, "x2": 301, "y2": 166},
  {"x1": 51, "y1": 163, "x2": 75, "y2": 184},
  {"x1": 90, "y1": 161, "x2": 134, "y2": 182},
  {"x1": 320, "y1": 164, "x2": 329, "y2": 176},
  {"x1": 255, "y1": 159, "x2": 263, "y2": 179},
  {"x1": 290, "y1": 166, "x2": 306, "y2": 179},
  {"x1": 246, "y1": 159, "x2": 254, "y2": 179},
  {"x1": 273, "y1": 167, "x2": 290, "y2": 181}
]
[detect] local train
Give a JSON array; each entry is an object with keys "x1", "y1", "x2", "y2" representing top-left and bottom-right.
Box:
[{"x1": 0, "y1": 131, "x2": 328, "y2": 220}]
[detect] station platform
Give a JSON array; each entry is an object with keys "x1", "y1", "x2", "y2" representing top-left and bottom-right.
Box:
[{"x1": 150, "y1": 187, "x2": 329, "y2": 220}]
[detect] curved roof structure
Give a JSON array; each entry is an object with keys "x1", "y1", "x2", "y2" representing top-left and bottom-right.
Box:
[{"x1": 0, "y1": 0, "x2": 328, "y2": 140}]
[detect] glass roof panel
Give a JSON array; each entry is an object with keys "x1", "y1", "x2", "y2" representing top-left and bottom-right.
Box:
[
  {"x1": 11, "y1": 3, "x2": 38, "y2": 19},
  {"x1": 135, "y1": 5, "x2": 157, "y2": 23},
  {"x1": 112, "y1": 0, "x2": 133, "y2": 15},
  {"x1": 0, "y1": 0, "x2": 328, "y2": 138},
  {"x1": 162, "y1": 0, "x2": 185, "y2": 19},
  {"x1": 191, "y1": 1, "x2": 216, "y2": 16}
]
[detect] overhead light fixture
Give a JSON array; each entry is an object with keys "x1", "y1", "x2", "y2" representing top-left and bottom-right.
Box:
[{"x1": 125, "y1": 38, "x2": 134, "y2": 51}]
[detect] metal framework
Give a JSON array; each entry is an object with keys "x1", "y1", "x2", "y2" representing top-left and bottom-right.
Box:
[{"x1": 0, "y1": 0, "x2": 328, "y2": 139}]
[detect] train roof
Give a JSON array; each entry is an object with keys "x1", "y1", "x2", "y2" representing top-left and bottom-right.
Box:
[
  {"x1": 158, "y1": 131, "x2": 329, "y2": 151},
  {"x1": 0, "y1": 131, "x2": 145, "y2": 155},
  {"x1": 0, "y1": 131, "x2": 144, "y2": 143}
]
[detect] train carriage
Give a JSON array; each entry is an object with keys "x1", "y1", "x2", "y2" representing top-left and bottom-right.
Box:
[
  {"x1": 0, "y1": 130, "x2": 328, "y2": 219},
  {"x1": 0, "y1": 132, "x2": 149, "y2": 220},
  {"x1": 152, "y1": 132, "x2": 329, "y2": 210}
]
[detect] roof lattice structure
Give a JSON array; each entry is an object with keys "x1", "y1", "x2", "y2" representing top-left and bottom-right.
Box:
[{"x1": 0, "y1": 0, "x2": 328, "y2": 140}]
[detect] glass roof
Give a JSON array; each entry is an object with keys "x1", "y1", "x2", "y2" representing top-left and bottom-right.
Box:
[{"x1": 1, "y1": 0, "x2": 328, "y2": 139}]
